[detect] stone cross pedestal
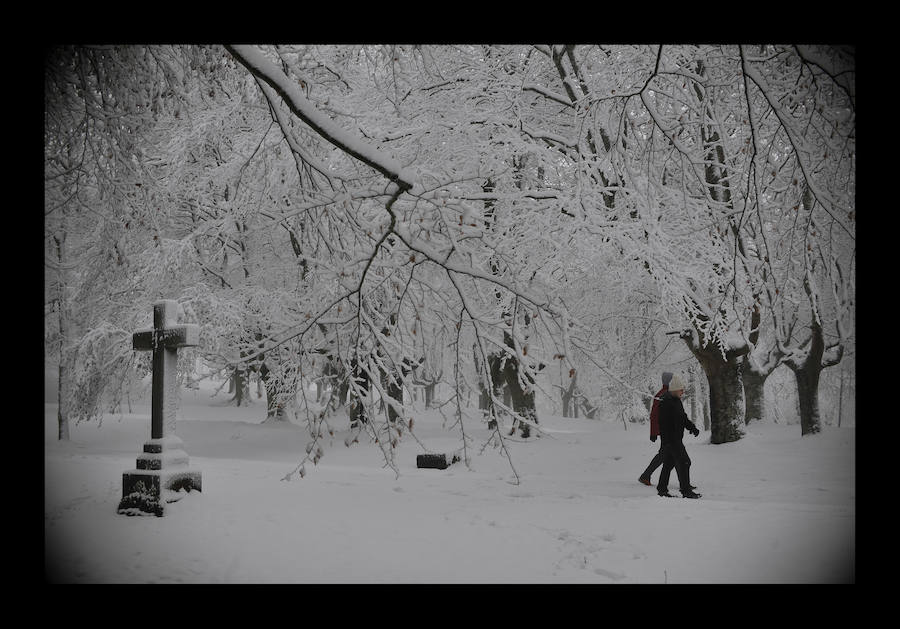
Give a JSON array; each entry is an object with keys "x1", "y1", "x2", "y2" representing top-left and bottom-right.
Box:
[{"x1": 117, "y1": 300, "x2": 202, "y2": 516}]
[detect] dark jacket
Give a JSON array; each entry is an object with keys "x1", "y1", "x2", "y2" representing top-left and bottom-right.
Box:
[
  {"x1": 658, "y1": 391, "x2": 699, "y2": 445},
  {"x1": 649, "y1": 385, "x2": 668, "y2": 441}
]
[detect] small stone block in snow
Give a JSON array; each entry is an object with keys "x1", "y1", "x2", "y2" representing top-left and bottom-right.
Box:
[{"x1": 416, "y1": 453, "x2": 460, "y2": 470}]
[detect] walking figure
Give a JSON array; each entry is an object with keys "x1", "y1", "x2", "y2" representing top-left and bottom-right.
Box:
[
  {"x1": 638, "y1": 371, "x2": 671, "y2": 486},
  {"x1": 656, "y1": 374, "x2": 702, "y2": 499}
]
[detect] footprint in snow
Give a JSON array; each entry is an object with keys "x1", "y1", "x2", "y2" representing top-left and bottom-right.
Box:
[
  {"x1": 593, "y1": 567, "x2": 626, "y2": 580},
  {"x1": 509, "y1": 492, "x2": 534, "y2": 499}
]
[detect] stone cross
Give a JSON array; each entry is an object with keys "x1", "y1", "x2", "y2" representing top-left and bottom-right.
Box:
[{"x1": 117, "y1": 300, "x2": 202, "y2": 516}]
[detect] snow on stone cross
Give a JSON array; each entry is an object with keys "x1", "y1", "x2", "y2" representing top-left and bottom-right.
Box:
[
  {"x1": 131, "y1": 300, "x2": 199, "y2": 440},
  {"x1": 117, "y1": 300, "x2": 202, "y2": 517}
]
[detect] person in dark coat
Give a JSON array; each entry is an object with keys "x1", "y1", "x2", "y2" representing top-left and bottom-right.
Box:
[
  {"x1": 639, "y1": 371, "x2": 672, "y2": 486},
  {"x1": 656, "y1": 374, "x2": 702, "y2": 499}
]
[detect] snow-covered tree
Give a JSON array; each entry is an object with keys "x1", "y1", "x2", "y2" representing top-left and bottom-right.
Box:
[
  {"x1": 45, "y1": 43, "x2": 854, "y2": 471},
  {"x1": 45, "y1": 45, "x2": 209, "y2": 436},
  {"x1": 606, "y1": 45, "x2": 854, "y2": 441},
  {"x1": 741, "y1": 46, "x2": 855, "y2": 435}
]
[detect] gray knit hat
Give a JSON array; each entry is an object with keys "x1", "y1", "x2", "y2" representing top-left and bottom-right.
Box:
[
  {"x1": 668, "y1": 374, "x2": 685, "y2": 392},
  {"x1": 662, "y1": 371, "x2": 673, "y2": 386}
]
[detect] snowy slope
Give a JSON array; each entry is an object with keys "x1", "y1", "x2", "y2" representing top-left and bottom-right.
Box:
[{"x1": 44, "y1": 376, "x2": 854, "y2": 583}]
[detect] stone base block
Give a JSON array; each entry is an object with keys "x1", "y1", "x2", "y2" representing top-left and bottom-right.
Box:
[
  {"x1": 416, "y1": 453, "x2": 460, "y2": 470},
  {"x1": 136, "y1": 449, "x2": 190, "y2": 470},
  {"x1": 117, "y1": 468, "x2": 202, "y2": 517}
]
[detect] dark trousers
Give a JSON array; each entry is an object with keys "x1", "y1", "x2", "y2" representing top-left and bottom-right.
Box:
[
  {"x1": 640, "y1": 445, "x2": 664, "y2": 481},
  {"x1": 656, "y1": 442, "x2": 692, "y2": 494}
]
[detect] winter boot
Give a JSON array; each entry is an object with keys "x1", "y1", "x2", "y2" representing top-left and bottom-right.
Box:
[
  {"x1": 639, "y1": 476, "x2": 652, "y2": 486},
  {"x1": 658, "y1": 490, "x2": 675, "y2": 497},
  {"x1": 680, "y1": 489, "x2": 701, "y2": 499}
]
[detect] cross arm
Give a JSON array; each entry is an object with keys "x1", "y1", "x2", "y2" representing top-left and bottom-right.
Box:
[{"x1": 133, "y1": 324, "x2": 200, "y2": 351}]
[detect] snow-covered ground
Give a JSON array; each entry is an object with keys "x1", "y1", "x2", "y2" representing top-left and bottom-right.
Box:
[{"x1": 44, "y1": 375, "x2": 854, "y2": 583}]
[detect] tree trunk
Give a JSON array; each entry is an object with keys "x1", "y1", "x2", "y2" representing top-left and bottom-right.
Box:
[
  {"x1": 560, "y1": 370, "x2": 576, "y2": 418},
  {"x1": 53, "y1": 233, "x2": 72, "y2": 441},
  {"x1": 57, "y1": 351, "x2": 73, "y2": 441},
  {"x1": 704, "y1": 361, "x2": 745, "y2": 443},
  {"x1": 424, "y1": 382, "x2": 435, "y2": 408},
  {"x1": 742, "y1": 363, "x2": 767, "y2": 425},
  {"x1": 478, "y1": 384, "x2": 491, "y2": 412},
  {"x1": 783, "y1": 315, "x2": 831, "y2": 436},
  {"x1": 689, "y1": 368, "x2": 697, "y2": 426},
  {"x1": 381, "y1": 371, "x2": 403, "y2": 423},
  {"x1": 348, "y1": 360, "x2": 370, "y2": 428},
  {"x1": 837, "y1": 362, "x2": 845, "y2": 428},
  {"x1": 474, "y1": 347, "x2": 491, "y2": 413},
  {"x1": 477, "y1": 348, "x2": 502, "y2": 427},
  {"x1": 266, "y1": 384, "x2": 286, "y2": 419},
  {"x1": 482, "y1": 333, "x2": 539, "y2": 437},
  {"x1": 701, "y1": 377, "x2": 710, "y2": 432},
  {"x1": 230, "y1": 369, "x2": 250, "y2": 406},
  {"x1": 323, "y1": 356, "x2": 346, "y2": 413},
  {"x1": 579, "y1": 396, "x2": 598, "y2": 419},
  {"x1": 685, "y1": 335, "x2": 746, "y2": 444},
  {"x1": 261, "y1": 369, "x2": 287, "y2": 420},
  {"x1": 793, "y1": 364, "x2": 822, "y2": 435},
  {"x1": 501, "y1": 331, "x2": 538, "y2": 437},
  {"x1": 504, "y1": 362, "x2": 537, "y2": 438}
]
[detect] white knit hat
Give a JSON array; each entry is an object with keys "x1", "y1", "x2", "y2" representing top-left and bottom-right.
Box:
[{"x1": 668, "y1": 374, "x2": 685, "y2": 391}]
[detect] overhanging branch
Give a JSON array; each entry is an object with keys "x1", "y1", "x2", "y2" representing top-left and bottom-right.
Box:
[{"x1": 226, "y1": 45, "x2": 415, "y2": 194}]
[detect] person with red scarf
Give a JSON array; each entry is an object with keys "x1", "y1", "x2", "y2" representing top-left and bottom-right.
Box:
[{"x1": 638, "y1": 371, "x2": 672, "y2": 486}]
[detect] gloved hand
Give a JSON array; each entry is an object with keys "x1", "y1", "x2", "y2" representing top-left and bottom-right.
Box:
[
  {"x1": 650, "y1": 435, "x2": 657, "y2": 442},
  {"x1": 692, "y1": 428, "x2": 700, "y2": 437}
]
